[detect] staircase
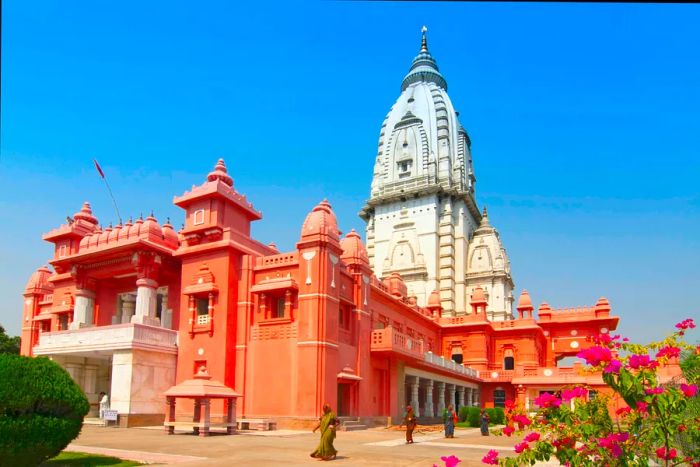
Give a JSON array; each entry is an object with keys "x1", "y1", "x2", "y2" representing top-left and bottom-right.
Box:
[
  {"x1": 83, "y1": 417, "x2": 106, "y2": 427},
  {"x1": 338, "y1": 416, "x2": 366, "y2": 431}
]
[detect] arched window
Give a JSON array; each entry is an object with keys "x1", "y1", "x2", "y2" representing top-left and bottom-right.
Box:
[{"x1": 451, "y1": 345, "x2": 463, "y2": 364}]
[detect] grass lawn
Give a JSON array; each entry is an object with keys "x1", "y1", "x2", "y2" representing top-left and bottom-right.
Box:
[{"x1": 41, "y1": 452, "x2": 142, "y2": 466}]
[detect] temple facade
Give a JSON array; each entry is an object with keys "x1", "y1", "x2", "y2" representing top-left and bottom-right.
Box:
[{"x1": 19, "y1": 30, "x2": 646, "y2": 429}]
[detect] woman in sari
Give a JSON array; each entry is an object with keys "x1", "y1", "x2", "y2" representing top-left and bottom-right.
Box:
[
  {"x1": 311, "y1": 403, "x2": 339, "y2": 461},
  {"x1": 480, "y1": 408, "x2": 491, "y2": 436},
  {"x1": 401, "y1": 405, "x2": 417, "y2": 444},
  {"x1": 444, "y1": 404, "x2": 456, "y2": 438}
]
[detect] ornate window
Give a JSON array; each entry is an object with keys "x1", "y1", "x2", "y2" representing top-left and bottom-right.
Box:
[
  {"x1": 183, "y1": 264, "x2": 218, "y2": 335},
  {"x1": 251, "y1": 277, "x2": 298, "y2": 324}
]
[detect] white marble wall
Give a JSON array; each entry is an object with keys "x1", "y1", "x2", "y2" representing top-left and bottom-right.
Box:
[{"x1": 111, "y1": 349, "x2": 176, "y2": 415}]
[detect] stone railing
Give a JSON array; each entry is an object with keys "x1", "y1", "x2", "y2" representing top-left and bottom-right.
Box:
[
  {"x1": 259, "y1": 252, "x2": 298, "y2": 268},
  {"x1": 485, "y1": 366, "x2": 582, "y2": 383},
  {"x1": 33, "y1": 323, "x2": 178, "y2": 355},
  {"x1": 370, "y1": 327, "x2": 424, "y2": 359},
  {"x1": 423, "y1": 352, "x2": 480, "y2": 379}
]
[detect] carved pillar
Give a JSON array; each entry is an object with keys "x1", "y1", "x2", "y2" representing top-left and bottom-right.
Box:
[
  {"x1": 121, "y1": 294, "x2": 136, "y2": 324},
  {"x1": 132, "y1": 278, "x2": 159, "y2": 326},
  {"x1": 456, "y1": 386, "x2": 465, "y2": 409},
  {"x1": 436, "y1": 381, "x2": 446, "y2": 415},
  {"x1": 70, "y1": 289, "x2": 95, "y2": 329},
  {"x1": 226, "y1": 398, "x2": 236, "y2": 434},
  {"x1": 473, "y1": 389, "x2": 480, "y2": 407},
  {"x1": 466, "y1": 387, "x2": 473, "y2": 406},
  {"x1": 424, "y1": 379, "x2": 435, "y2": 417},
  {"x1": 165, "y1": 397, "x2": 176, "y2": 434},
  {"x1": 200, "y1": 399, "x2": 211, "y2": 437},
  {"x1": 409, "y1": 376, "x2": 420, "y2": 417},
  {"x1": 446, "y1": 383, "x2": 456, "y2": 409},
  {"x1": 192, "y1": 399, "x2": 201, "y2": 435}
]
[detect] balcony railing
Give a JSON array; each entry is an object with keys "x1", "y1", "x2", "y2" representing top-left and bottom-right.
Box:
[
  {"x1": 33, "y1": 323, "x2": 178, "y2": 356},
  {"x1": 423, "y1": 352, "x2": 480, "y2": 379},
  {"x1": 371, "y1": 327, "x2": 424, "y2": 359}
]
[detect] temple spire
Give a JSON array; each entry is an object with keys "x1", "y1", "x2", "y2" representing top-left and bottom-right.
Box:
[{"x1": 421, "y1": 26, "x2": 428, "y2": 52}]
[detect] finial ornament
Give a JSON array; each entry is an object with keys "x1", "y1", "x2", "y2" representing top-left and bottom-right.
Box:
[{"x1": 421, "y1": 26, "x2": 428, "y2": 52}]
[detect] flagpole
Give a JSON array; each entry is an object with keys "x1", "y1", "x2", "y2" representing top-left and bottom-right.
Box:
[{"x1": 93, "y1": 159, "x2": 123, "y2": 225}]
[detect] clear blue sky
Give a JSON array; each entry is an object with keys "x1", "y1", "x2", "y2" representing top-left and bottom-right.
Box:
[{"x1": 2, "y1": 1, "x2": 699, "y2": 343}]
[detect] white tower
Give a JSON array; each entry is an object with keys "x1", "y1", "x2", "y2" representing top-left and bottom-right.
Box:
[{"x1": 360, "y1": 27, "x2": 514, "y2": 319}]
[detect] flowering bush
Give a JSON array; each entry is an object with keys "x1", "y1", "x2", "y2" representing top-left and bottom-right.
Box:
[{"x1": 485, "y1": 319, "x2": 699, "y2": 466}]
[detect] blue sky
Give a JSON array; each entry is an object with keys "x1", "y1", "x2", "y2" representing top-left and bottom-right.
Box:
[{"x1": 1, "y1": 1, "x2": 699, "y2": 343}]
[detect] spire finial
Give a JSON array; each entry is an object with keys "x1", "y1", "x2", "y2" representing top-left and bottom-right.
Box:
[
  {"x1": 482, "y1": 206, "x2": 488, "y2": 218},
  {"x1": 421, "y1": 25, "x2": 428, "y2": 52}
]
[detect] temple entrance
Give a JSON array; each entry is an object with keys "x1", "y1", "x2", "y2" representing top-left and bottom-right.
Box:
[{"x1": 337, "y1": 383, "x2": 354, "y2": 416}]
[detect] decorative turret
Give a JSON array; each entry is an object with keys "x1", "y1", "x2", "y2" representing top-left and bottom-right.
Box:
[
  {"x1": 340, "y1": 229, "x2": 369, "y2": 265},
  {"x1": 300, "y1": 199, "x2": 341, "y2": 244},
  {"x1": 469, "y1": 286, "x2": 488, "y2": 317},
  {"x1": 24, "y1": 266, "x2": 53, "y2": 295},
  {"x1": 73, "y1": 202, "x2": 99, "y2": 225},
  {"x1": 207, "y1": 158, "x2": 234, "y2": 187},
  {"x1": 516, "y1": 290, "x2": 534, "y2": 319}
]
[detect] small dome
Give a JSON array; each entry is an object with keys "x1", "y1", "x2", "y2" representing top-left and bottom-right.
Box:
[
  {"x1": 427, "y1": 290, "x2": 441, "y2": 308},
  {"x1": 73, "y1": 202, "x2": 98, "y2": 225},
  {"x1": 595, "y1": 297, "x2": 611, "y2": 314},
  {"x1": 79, "y1": 233, "x2": 92, "y2": 250},
  {"x1": 141, "y1": 214, "x2": 163, "y2": 239},
  {"x1": 128, "y1": 216, "x2": 144, "y2": 238},
  {"x1": 25, "y1": 266, "x2": 53, "y2": 292},
  {"x1": 401, "y1": 27, "x2": 447, "y2": 91},
  {"x1": 97, "y1": 226, "x2": 112, "y2": 247},
  {"x1": 108, "y1": 224, "x2": 122, "y2": 243},
  {"x1": 539, "y1": 302, "x2": 551, "y2": 313},
  {"x1": 207, "y1": 159, "x2": 233, "y2": 186},
  {"x1": 87, "y1": 227, "x2": 101, "y2": 249},
  {"x1": 471, "y1": 286, "x2": 487, "y2": 304},
  {"x1": 162, "y1": 220, "x2": 179, "y2": 248},
  {"x1": 517, "y1": 290, "x2": 533, "y2": 310},
  {"x1": 340, "y1": 229, "x2": 369, "y2": 264},
  {"x1": 119, "y1": 219, "x2": 133, "y2": 242},
  {"x1": 300, "y1": 199, "x2": 340, "y2": 242}
]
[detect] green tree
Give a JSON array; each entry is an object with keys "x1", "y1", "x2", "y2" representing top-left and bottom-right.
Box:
[
  {"x1": 0, "y1": 325, "x2": 20, "y2": 354},
  {"x1": 0, "y1": 354, "x2": 90, "y2": 466}
]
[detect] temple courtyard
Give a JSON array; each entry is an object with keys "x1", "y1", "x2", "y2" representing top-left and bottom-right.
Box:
[{"x1": 64, "y1": 425, "x2": 542, "y2": 466}]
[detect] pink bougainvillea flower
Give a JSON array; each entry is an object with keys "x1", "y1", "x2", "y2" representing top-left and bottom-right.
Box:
[
  {"x1": 604, "y1": 359, "x2": 622, "y2": 374},
  {"x1": 680, "y1": 383, "x2": 698, "y2": 397},
  {"x1": 481, "y1": 450, "x2": 499, "y2": 465},
  {"x1": 598, "y1": 432, "x2": 629, "y2": 459},
  {"x1": 524, "y1": 432, "x2": 541, "y2": 443},
  {"x1": 636, "y1": 401, "x2": 649, "y2": 414},
  {"x1": 514, "y1": 442, "x2": 529, "y2": 454},
  {"x1": 504, "y1": 400, "x2": 515, "y2": 410},
  {"x1": 502, "y1": 426, "x2": 515, "y2": 436},
  {"x1": 534, "y1": 392, "x2": 562, "y2": 408},
  {"x1": 615, "y1": 406, "x2": 631, "y2": 416},
  {"x1": 628, "y1": 354, "x2": 654, "y2": 369},
  {"x1": 561, "y1": 387, "x2": 587, "y2": 401},
  {"x1": 513, "y1": 414, "x2": 532, "y2": 427},
  {"x1": 675, "y1": 318, "x2": 696, "y2": 330},
  {"x1": 656, "y1": 346, "x2": 681, "y2": 359},
  {"x1": 577, "y1": 345, "x2": 612, "y2": 366},
  {"x1": 656, "y1": 446, "x2": 678, "y2": 460},
  {"x1": 645, "y1": 386, "x2": 664, "y2": 395},
  {"x1": 440, "y1": 455, "x2": 461, "y2": 467}
]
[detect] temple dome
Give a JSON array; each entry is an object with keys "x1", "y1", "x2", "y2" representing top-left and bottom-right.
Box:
[
  {"x1": 340, "y1": 229, "x2": 369, "y2": 264},
  {"x1": 207, "y1": 159, "x2": 233, "y2": 187},
  {"x1": 25, "y1": 266, "x2": 53, "y2": 292},
  {"x1": 427, "y1": 290, "x2": 441, "y2": 308},
  {"x1": 73, "y1": 202, "x2": 98, "y2": 225},
  {"x1": 369, "y1": 27, "x2": 473, "y2": 199},
  {"x1": 471, "y1": 286, "x2": 487, "y2": 304},
  {"x1": 517, "y1": 290, "x2": 533, "y2": 310},
  {"x1": 300, "y1": 200, "x2": 340, "y2": 242}
]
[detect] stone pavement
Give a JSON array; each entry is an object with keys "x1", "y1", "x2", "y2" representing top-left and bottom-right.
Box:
[{"x1": 67, "y1": 425, "x2": 540, "y2": 466}]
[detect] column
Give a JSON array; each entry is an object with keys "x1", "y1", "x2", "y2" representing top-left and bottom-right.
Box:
[
  {"x1": 436, "y1": 381, "x2": 446, "y2": 415},
  {"x1": 70, "y1": 289, "x2": 95, "y2": 329},
  {"x1": 165, "y1": 397, "x2": 176, "y2": 434},
  {"x1": 132, "y1": 278, "x2": 160, "y2": 326},
  {"x1": 466, "y1": 387, "x2": 473, "y2": 406},
  {"x1": 193, "y1": 399, "x2": 201, "y2": 435},
  {"x1": 446, "y1": 383, "x2": 456, "y2": 409},
  {"x1": 473, "y1": 389, "x2": 480, "y2": 407},
  {"x1": 424, "y1": 379, "x2": 434, "y2": 418},
  {"x1": 226, "y1": 398, "x2": 236, "y2": 434},
  {"x1": 409, "y1": 376, "x2": 420, "y2": 417},
  {"x1": 456, "y1": 386, "x2": 465, "y2": 409},
  {"x1": 200, "y1": 399, "x2": 211, "y2": 437},
  {"x1": 121, "y1": 295, "x2": 136, "y2": 324}
]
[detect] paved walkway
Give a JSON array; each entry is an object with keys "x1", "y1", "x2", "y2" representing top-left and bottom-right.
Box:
[{"x1": 67, "y1": 425, "x2": 545, "y2": 466}]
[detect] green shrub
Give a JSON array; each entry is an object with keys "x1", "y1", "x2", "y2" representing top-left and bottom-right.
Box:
[
  {"x1": 466, "y1": 406, "x2": 480, "y2": 427},
  {"x1": 0, "y1": 354, "x2": 89, "y2": 466},
  {"x1": 458, "y1": 405, "x2": 469, "y2": 422},
  {"x1": 485, "y1": 407, "x2": 505, "y2": 425}
]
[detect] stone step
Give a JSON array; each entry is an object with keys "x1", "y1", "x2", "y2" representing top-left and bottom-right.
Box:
[
  {"x1": 83, "y1": 418, "x2": 106, "y2": 426},
  {"x1": 341, "y1": 423, "x2": 367, "y2": 431}
]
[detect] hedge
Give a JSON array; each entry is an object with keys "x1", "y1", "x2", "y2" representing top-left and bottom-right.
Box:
[{"x1": 0, "y1": 354, "x2": 89, "y2": 466}]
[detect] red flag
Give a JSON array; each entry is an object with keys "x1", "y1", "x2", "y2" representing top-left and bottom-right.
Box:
[{"x1": 93, "y1": 159, "x2": 105, "y2": 178}]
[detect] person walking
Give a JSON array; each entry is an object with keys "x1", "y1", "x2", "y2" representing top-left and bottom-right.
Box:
[
  {"x1": 444, "y1": 404, "x2": 456, "y2": 438},
  {"x1": 310, "y1": 403, "x2": 340, "y2": 461},
  {"x1": 98, "y1": 392, "x2": 109, "y2": 419},
  {"x1": 401, "y1": 405, "x2": 417, "y2": 444},
  {"x1": 480, "y1": 408, "x2": 491, "y2": 436}
]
